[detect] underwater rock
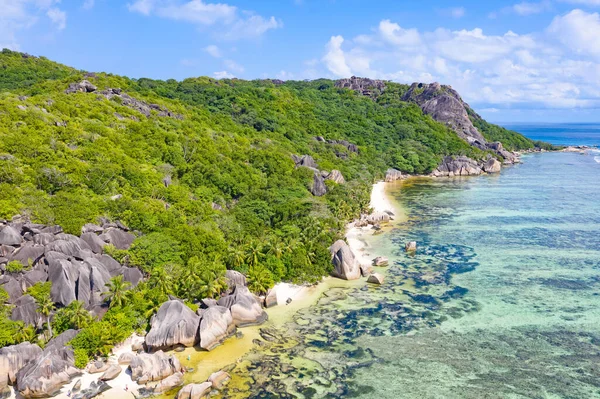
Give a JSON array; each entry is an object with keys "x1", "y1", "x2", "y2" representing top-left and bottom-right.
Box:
[
  {"x1": 176, "y1": 382, "x2": 212, "y2": 399},
  {"x1": 372, "y1": 256, "x2": 389, "y2": 266},
  {"x1": 208, "y1": 370, "x2": 231, "y2": 389},
  {"x1": 405, "y1": 241, "x2": 417, "y2": 252}
]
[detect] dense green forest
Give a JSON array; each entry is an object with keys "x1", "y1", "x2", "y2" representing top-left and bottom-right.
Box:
[{"x1": 0, "y1": 49, "x2": 543, "y2": 357}]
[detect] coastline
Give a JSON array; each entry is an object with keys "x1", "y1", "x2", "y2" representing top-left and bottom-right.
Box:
[{"x1": 24, "y1": 180, "x2": 404, "y2": 399}]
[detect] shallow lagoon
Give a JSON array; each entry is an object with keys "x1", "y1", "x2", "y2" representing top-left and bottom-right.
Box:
[{"x1": 202, "y1": 151, "x2": 600, "y2": 399}]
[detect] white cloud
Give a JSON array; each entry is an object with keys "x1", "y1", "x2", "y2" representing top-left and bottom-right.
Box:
[
  {"x1": 224, "y1": 59, "x2": 244, "y2": 73},
  {"x1": 128, "y1": 0, "x2": 282, "y2": 40},
  {"x1": 323, "y1": 35, "x2": 352, "y2": 77},
  {"x1": 513, "y1": 1, "x2": 552, "y2": 15},
  {"x1": 213, "y1": 71, "x2": 235, "y2": 79},
  {"x1": 548, "y1": 9, "x2": 600, "y2": 57},
  {"x1": 47, "y1": 7, "x2": 66, "y2": 30},
  {"x1": 319, "y1": 16, "x2": 600, "y2": 111},
  {"x1": 204, "y1": 44, "x2": 222, "y2": 58},
  {"x1": 0, "y1": 0, "x2": 65, "y2": 49}
]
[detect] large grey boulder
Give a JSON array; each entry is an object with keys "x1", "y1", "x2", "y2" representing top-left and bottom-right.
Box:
[
  {"x1": 10, "y1": 295, "x2": 40, "y2": 327},
  {"x1": 32, "y1": 233, "x2": 55, "y2": 246},
  {"x1": 198, "y1": 306, "x2": 235, "y2": 351},
  {"x1": 292, "y1": 154, "x2": 318, "y2": 169},
  {"x1": 385, "y1": 168, "x2": 403, "y2": 182},
  {"x1": 16, "y1": 330, "x2": 80, "y2": 398},
  {"x1": 329, "y1": 240, "x2": 361, "y2": 280},
  {"x1": 1, "y1": 277, "x2": 23, "y2": 303},
  {"x1": 64, "y1": 80, "x2": 97, "y2": 94},
  {"x1": 483, "y1": 158, "x2": 502, "y2": 173},
  {"x1": 9, "y1": 244, "x2": 44, "y2": 266},
  {"x1": 310, "y1": 171, "x2": 327, "y2": 197},
  {"x1": 372, "y1": 256, "x2": 389, "y2": 266},
  {"x1": 225, "y1": 286, "x2": 268, "y2": 327},
  {"x1": 48, "y1": 259, "x2": 78, "y2": 306},
  {"x1": 224, "y1": 270, "x2": 246, "y2": 293},
  {"x1": 94, "y1": 254, "x2": 121, "y2": 275},
  {"x1": 366, "y1": 212, "x2": 390, "y2": 224},
  {"x1": 208, "y1": 370, "x2": 231, "y2": 389},
  {"x1": 153, "y1": 371, "x2": 183, "y2": 393},
  {"x1": 367, "y1": 273, "x2": 385, "y2": 285},
  {"x1": 99, "y1": 228, "x2": 134, "y2": 250},
  {"x1": 176, "y1": 382, "x2": 212, "y2": 399},
  {"x1": 87, "y1": 361, "x2": 109, "y2": 374},
  {"x1": 326, "y1": 170, "x2": 345, "y2": 184},
  {"x1": 46, "y1": 239, "x2": 89, "y2": 258},
  {"x1": 80, "y1": 233, "x2": 105, "y2": 254},
  {"x1": 122, "y1": 267, "x2": 143, "y2": 287},
  {"x1": 99, "y1": 364, "x2": 121, "y2": 381},
  {"x1": 145, "y1": 300, "x2": 200, "y2": 351},
  {"x1": 432, "y1": 156, "x2": 482, "y2": 177},
  {"x1": 0, "y1": 342, "x2": 42, "y2": 389},
  {"x1": 71, "y1": 380, "x2": 110, "y2": 399},
  {"x1": 128, "y1": 351, "x2": 181, "y2": 384},
  {"x1": 0, "y1": 226, "x2": 22, "y2": 246}
]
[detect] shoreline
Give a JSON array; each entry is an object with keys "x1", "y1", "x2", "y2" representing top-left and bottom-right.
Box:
[{"x1": 17, "y1": 180, "x2": 404, "y2": 399}]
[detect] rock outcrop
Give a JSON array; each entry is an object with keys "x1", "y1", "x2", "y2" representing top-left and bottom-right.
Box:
[
  {"x1": 208, "y1": 370, "x2": 230, "y2": 389},
  {"x1": 367, "y1": 273, "x2": 385, "y2": 285},
  {"x1": 99, "y1": 364, "x2": 121, "y2": 381},
  {"x1": 483, "y1": 158, "x2": 502, "y2": 173},
  {"x1": 402, "y1": 82, "x2": 486, "y2": 144},
  {"x1": 0, "y1": 217, "x2": 142, "y2": 315},
  {"x1": 16, "y1": 330, "x2": 80, "y2": 398},
  {"x1": 385, "y1": 168, "x2": 403, "y2": 182},
  {"x1": 329, "y1": 240, "x2": 361, "y2": 280},
  {"x1": 432, "y1": 156, "x2": 482, "y2": 177},
  {"x1": 0, "y1": 342, "x2": 42, "y2": 390},
  {"x1": 325, "y1": 170, "x2": 345, "y2": 184},
  {"x1": 128, "y1": 351, "x2": 181, "y2": 384},
  {"x1": 335, "y1": 76, "x2": 386, "y2": 99},
  {"x1": 177, "y1": 382, "x2": 212, "y2": 399},
  {"x1": 64, "y1": 80, "x2": 97, "y2": 94},
  {"x1": 310, "y1": 171, "x2": 327, "y2": 197},
  {"x1": 372, "y1": 256, "x2": 389, "y2": 266},
  {"x1": 145, "y1": 300, "x2": 200, "y2": 351},
  {"x1": 97, "y1": 88, "x2": 183, "y2": 120},
  {"x1": 154, "y1": 372, "x2": 184, "y2": 393},
  {"x1": 292, "y1": 155, "x2": 318, "y2": 170},
  {"x1": 198, "y1": 306, "x2": 235, "y2": 350}
]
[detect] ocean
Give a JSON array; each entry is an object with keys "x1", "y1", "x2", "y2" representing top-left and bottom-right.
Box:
[{"x1": 210, "y1": 125, "x2": 600, "y2": 398}]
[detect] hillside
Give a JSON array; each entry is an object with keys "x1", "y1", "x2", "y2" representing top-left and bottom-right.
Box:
[{"x1": 0, "y1": 49, "x2": 548, "y2": 365}]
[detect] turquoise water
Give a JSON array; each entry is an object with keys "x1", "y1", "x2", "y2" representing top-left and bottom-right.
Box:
[
  {"x1": 503, "y1": 123, "x2": 600, "y2": 147},
  {"x1": 217, "y1": 150, "x2": 600, "y2": 399}
]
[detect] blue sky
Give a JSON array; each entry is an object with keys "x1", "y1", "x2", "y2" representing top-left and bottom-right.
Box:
[{"x1": 2, "y1": 0, "x2": 600, "y2": 123}]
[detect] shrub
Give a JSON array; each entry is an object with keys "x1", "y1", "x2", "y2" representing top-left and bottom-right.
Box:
[{"x1": 6, "y1": 260, "x2": 23, "y2": 273}]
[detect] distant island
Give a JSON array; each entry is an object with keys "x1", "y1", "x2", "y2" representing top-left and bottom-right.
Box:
[{"x1": 0, "y1": 49, "x2": 555, "y2": 399}]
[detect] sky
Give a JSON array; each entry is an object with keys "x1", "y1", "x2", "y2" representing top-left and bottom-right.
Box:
[{"x1": 2, "y1": 0, "x2": 600, "y2": 123}]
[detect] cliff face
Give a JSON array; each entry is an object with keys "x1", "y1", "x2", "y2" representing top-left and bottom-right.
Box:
[{"x1": 401, "y1": 82, "x2": 487, "y2": 146}]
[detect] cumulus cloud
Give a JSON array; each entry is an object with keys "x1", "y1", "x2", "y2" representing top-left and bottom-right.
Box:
[
  {"x1": 0, "y1": 0, "x2": 66, "y2": 49},
  {"x1": 320, "y1": 14, "x2": 600, "y2": 111},
  {"x1": 548, "y1": 9, "x2": 600, "y2": 57},
  {"x1": 322, "y1": 36, "x2": 352, "y2": 77},
  {"x1": 224, "y1": 59, "x2": 244, "y2": 73},
  {"x1": 204, "y1": 44, "x2": 222, "y2": 58},
  {"x1": 213, "y1": 71, "x2": 235, "y2": 79},
  {"x1": 47, "y1": 7, "x2": 66, "y2": 30},
  {"x1": 128, "y1": 0, "x2": 282, "y2": 40}
]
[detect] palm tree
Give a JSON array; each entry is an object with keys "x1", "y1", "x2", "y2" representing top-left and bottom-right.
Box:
[
  {"x1": 198, "y1": 269, "x2": 227, "y2": 299},
  {"x1": 266, "y1": 238, "x2": 285, "y2": 259},
  {"x1": 245, "y1": 241, "x2": 264, "y2": 268},
  {"x1": 148, "y1": 268, "x2": 173, "y2": 297},
  {"x1": 66, "y1": 301, "x2": 92, "y2": 329},
  {"x1": 103, "y1": 275, "x2": 132, "y2": 308},
  {"x1": 247, "y1": 265, "x2": 274, "y2": 295},
  {"x1": 15, "y1": 322, "x2": 36, "y2": 343},
  {"x1": 36, "y1": 293, "x2": 55, "y2": 339}
]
